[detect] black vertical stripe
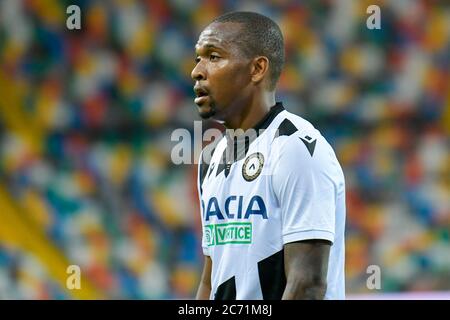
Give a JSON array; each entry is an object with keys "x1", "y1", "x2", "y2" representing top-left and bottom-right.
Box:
[
  {"x1": 257, "y1": 249, "x2": 286, "y2": 300},
  {"x1": 216, "y1": 149, "x2": 227, "y2": 177},
  {"x1": 199, "y1": 148, "x2": 215, "y2": 194},
  {"x1": 214, "y1": 276, "x2": 236, "y2": 300},
  {"x1": 199, "y1": 161, "x2": 209, "y2": 195}
]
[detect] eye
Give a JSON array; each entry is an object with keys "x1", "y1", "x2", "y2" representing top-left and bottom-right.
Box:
[
  {"x1": 210, "y1": 54, "x2": 221, "y2": 61},
  {"x1": 195, "y1": 56, "x2": 200, "y2": 63}
]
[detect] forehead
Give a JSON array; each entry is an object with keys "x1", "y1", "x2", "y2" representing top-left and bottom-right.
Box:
[{"x1": 195, "y1": 22, "x2": 243, "y2": 51}]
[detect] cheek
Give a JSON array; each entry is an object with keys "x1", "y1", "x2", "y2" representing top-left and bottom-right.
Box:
[
  {"x1": 216, "y1": 59, "x2": 229, "y2": 69},
  {"x1": 210, "y1": 61, "x2": 233, "y2": 85},
  {"x1": 212, "y1": 62, "x2": 249, "y2": 92}
]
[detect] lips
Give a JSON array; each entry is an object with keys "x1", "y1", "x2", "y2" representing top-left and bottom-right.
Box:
[
  {"x1": 194, "y1": 85, "x2": 210, "y2": 105},
  {"x1": 194, "y1": 95, "x2": 209, "y2": 105}
]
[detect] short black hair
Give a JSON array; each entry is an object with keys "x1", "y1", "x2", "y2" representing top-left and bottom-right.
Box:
[{"x1": 211, "y1": 11, "x2": 285, "y2": 90}]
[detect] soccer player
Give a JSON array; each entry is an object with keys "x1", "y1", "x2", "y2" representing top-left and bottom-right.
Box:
[{"x1": 192, "y1": 11, "x2": 346, "y2": 300}]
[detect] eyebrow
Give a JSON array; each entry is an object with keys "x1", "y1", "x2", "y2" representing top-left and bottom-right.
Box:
[
  {"x1": 196, "y1": 43, "x2": 225, "y2": 53},
  {"x1": 204, "y1": 44, "x2": 222, "y2": 50}
]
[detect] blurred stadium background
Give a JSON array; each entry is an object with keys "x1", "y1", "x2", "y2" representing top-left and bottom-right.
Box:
[{"x1": 0, "y1": 0, "x2": 448, "y2": 299}]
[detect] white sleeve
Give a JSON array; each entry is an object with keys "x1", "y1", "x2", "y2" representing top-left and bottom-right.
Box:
[
  {"x1": 272, "y1": 132, "x2": 340, "y2": 245},
  {"x1": 197, "y1": 151, "x2": 210, "y2": 256}
]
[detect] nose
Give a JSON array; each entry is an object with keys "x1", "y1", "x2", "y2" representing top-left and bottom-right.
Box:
[{"x1": 191, "y1": 61, "x2": 206, "y2": 81}]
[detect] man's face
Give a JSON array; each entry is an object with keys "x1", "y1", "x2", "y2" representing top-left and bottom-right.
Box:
[{"x1": 191, "y1": 22, "x2": 252, "y2": 120}]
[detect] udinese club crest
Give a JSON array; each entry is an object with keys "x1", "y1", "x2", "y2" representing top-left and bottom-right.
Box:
[{"x1": 242, "y1": 152, "x2": 264, "y2": 182}]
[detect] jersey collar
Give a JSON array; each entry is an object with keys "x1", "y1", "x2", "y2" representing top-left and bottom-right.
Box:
[
  {"x1": 252, "y1": 102, "x2": 285, "y2": 132},
  {"x1": 219, "y1": 102, "x2": 285, "y2": 177}
]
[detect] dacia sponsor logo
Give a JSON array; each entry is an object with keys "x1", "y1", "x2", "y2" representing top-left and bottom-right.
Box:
[
  {"x1": 205, "y1": 222, "x2": 252, "y2": 246},
  {"x1": 201, "y1": 195, "x2": 267, "y2": 222}
]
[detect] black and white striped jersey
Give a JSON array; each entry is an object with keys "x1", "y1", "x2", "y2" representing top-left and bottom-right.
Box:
[{"x1": 197, "y1": 102, "x2": 346, "y2": 300}]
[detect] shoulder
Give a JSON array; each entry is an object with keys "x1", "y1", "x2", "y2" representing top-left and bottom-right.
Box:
[
  {"x1": 270, "y1": 112, "x2": 343, "y2": 181},
  {"x1": 272, "y1": 112, "x2": 334, "y2": 163}
]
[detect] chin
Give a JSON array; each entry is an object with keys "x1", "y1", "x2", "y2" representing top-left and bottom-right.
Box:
[
  {"x1": 199, "y1": 112, "x2": 214, "y2": 119},
  {"x1": 197, "y1": 104, "x2": 216, "y2": 119}
]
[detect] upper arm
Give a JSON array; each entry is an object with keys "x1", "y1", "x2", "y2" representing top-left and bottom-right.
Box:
[{"x1": 282, "y1": 240, "x2": 331, "y2": 299}]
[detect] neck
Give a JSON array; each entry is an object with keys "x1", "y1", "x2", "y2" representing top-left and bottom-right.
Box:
[{"x1": 223, "y1": 91, "x2": 276, "y2": 132}]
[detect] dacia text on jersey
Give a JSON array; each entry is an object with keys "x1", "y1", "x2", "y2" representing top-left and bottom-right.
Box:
[
  {"x1": 202, "y1": 195, "x2": 267, "y2": 221},
  {"x1": 202, "y1": 195, "x2": 267, "y2": 246}
]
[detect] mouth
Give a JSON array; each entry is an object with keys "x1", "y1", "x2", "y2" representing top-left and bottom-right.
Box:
[
  {"x1": 194, "y1": 86, "x2": 210, "y2": 106},
  {"x1": 194, "y1": 95, "x2": 209, "y2": 106}
]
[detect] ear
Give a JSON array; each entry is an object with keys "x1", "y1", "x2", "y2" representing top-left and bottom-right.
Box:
[{"x1": 250, "y1": 56, "x2": 269, "y2": 84}]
